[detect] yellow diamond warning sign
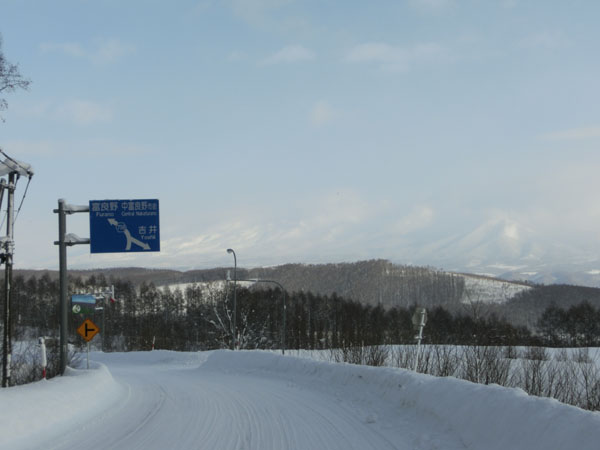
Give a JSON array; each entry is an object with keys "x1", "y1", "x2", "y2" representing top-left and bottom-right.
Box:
[{"x1": 77, "y1": 319, "x2": 100, "y2": 342}]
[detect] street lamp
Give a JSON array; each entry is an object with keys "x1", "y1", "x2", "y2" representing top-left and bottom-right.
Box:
[{"x1": 227, "y1": 248, "x2": 237, "y2": 350}]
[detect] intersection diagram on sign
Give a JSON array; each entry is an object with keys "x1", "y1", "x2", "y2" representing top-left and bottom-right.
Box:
[
  {"x1": 107, "y1": 218, "x2": 150, "y2": 251},
  {"x1": 89, "y1": 199, "x2": 160, "y2": 254}
]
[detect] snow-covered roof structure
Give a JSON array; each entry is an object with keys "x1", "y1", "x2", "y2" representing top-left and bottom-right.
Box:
[{"x1": 0, "y1": 157, "x2": 34, "y2": 177}]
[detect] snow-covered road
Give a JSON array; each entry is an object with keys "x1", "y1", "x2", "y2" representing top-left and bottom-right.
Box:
[
  {"x1": 2, "y1": 350, "x2": 599, "y2": 450},
  {"x1": 43, "y1": 351, "x2": 465, "y2": 450}
]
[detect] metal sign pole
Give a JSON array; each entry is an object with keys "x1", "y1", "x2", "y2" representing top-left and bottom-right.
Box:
[
  {"x1": 54, "y1": 199, "x2": 90, "y2": 375},
  {"x1": 57, "y1": 199, "x2": 68, "y2": 375}
]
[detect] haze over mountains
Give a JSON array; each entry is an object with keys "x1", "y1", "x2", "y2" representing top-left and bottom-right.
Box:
[{"x1": 398, "y1": 217, "x2": 600, "y2": 288}]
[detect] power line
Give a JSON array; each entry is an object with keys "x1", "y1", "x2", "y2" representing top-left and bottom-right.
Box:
[{"x1": 13, "y1": 175, "x2": 31, "y2": 223}]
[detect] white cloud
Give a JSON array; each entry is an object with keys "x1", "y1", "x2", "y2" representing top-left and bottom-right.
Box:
[
  {"x1": 155, "y1": 188, "x2": 379, "y2": 267},
  {"x1": 1, "y1": 139, "x2": 57, "y2": 157},
  {"x1": 262, "y1": 45, "x2": 315, "y2": 64},
  {"x1": 91, "y1": 38, "x2": 135, "y2": 65},
  {"x1": 227, "y1": 50, "x2": 247, "y2": 62},
  {"x1": 15, "y1": 99, "x2": 112, "y2": 125},
  {"x1": 229, "y1": 0, "x2": 292, "y2": 24},
  {"x1": 503, "y1": 222, "x2": 519, "y2": 240},
  {"x1": 541, "y1": 125, "x2": 600, "y2": 140},
  {"x1": 394, "y1": 206, "x2": 435, "y2": 235},
  {"x1": 310, "y1": 100, "x2": 335, "y2": 126},
  {"x1": 39, "y1": 42, "x2": 86, "y2": 58},
  {"x1": 345, "y1": 42, "x2": 448, "y2": 71},
  {"x1": 1, "y1": 138, "x2": 151, "y2": 159},
  {"x1": 346, "y1": 43, "x2": 407, "y2": 65},
  {"x1": 408, "y1": 0, "x2": 455, "y2": 13},
  {"x1": 520, "y1": 31, "x2": 570, "y2": 51},
  {"x1": 192, "y1": 0, "x2": 216, "y2": 15},
  {"x1": 55, "y1": 100, "x2": 113, "y2": 125},
  {"x1": 40, "y1": 38, "x2": 135, "y2": 65},
  {"x1": 501, "y1": 0, "x2": 519, "y2": 8}
]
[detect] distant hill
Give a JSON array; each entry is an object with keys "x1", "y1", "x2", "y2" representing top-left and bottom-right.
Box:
[
  {"x1": 15, "y1": 260, "x2": 531, "y2": 310},
  {"x1": 493, "y1": 284, "x2": 600, "y2": 329},
  {"x1": 13, "y1": 260, "x2": 600, "y2": 333},
  {"x1": 14, "y1": 267, "x2": 183, "y2": 286}
]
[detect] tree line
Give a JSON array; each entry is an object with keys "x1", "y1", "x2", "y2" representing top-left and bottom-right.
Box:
[
  {"x1": 2, "y1": 273, "x2": 527, "y2": 352},
  {"x1": 3, "y1": 272, "x2": 600, "y2": 382}
]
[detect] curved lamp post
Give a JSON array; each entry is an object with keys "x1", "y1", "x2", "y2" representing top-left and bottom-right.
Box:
[{"x1": 226, "y1": 248, "x2": 237, "y2": 350}]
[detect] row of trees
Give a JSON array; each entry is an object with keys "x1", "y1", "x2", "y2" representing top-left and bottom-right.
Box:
[
  {"x1": 537, "y1": 302, "x2": 600, "y2": 347},
  {"x1": 3, "y1": 272, "x2": 600, "y2": 383},
  {"x1": 4, "y1": 273, "x2": 530, "y2": 352}
]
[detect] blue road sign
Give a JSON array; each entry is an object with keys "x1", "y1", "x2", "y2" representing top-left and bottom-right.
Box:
[
  {"x1": 89, "y1": 199, "x2": 160, "y2": 254},
  {"x1": 71, "y1": 294, "x2": 96, "y2": 314}
]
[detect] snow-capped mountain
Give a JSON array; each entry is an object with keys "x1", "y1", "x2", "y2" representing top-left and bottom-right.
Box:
[{"x1": 404, "y1": 217, "x2": 600, "y2": 287}]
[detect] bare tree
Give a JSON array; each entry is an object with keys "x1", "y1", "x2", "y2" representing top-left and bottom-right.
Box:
[{"x1": 0, "y1": 34, "x2": 31, "y2": 119}]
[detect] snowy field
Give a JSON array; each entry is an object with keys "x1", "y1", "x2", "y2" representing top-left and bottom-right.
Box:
[
  {"x1": 458, "y1": 274, "x2": 531, "y2": 304},
  {"x1": 0, "y1": 350, "x2": 599, "y2": 450}
]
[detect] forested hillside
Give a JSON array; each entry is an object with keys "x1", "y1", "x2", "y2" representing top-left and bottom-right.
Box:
[
  {"x1": 12, "y1": 261, "x2": 600, "y2": 331},
  {"x1": 244, "y1": 260, "x2": 466, "y2": 309},
  {"x1": 494, "y1": 284, "x2": 600, "y2": 329},
  {"x1": 16, "y1": 260, "x2": 467, "y2": 310}
]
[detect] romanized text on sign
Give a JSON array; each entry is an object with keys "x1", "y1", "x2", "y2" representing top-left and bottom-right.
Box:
[{"x1": 89, "y1": 199, "x2": 160, "y2": 254}]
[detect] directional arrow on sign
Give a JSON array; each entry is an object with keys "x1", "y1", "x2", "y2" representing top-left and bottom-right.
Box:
[
  {"x1": 77, "y1": 319, "x2": 100, "y2": 342},
  {"x1": 107, "y1": 218, "x2": 151, "y2": 251}
]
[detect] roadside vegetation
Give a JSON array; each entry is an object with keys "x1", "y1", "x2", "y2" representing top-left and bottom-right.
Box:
[{"x1": 1, "y1": 273, "x2": 599, "y2": 411}]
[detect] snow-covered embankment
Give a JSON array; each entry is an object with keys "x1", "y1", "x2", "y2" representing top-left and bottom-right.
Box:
[
  {"x1": 0, "y1": 362, "x2": 126, "y2": 449},
  {"x1": 204, "y1": 350, "x2": 600, "y2": 450}
]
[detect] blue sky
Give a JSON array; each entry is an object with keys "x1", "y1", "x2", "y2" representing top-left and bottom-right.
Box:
[{"x1": 1, "y1": 0, "x2": 599, "y2": 272}]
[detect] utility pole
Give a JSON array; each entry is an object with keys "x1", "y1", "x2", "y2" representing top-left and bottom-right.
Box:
[
  {"x1": 1, "y1": 175, "x2": 13, "y2": 388},
  {"x1": 0, "y1": 152, "x2": 33, "y2": 388}
]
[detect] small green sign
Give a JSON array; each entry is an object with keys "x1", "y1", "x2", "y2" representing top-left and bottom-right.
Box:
[{"x1": 71, "y1": 294, "x2": 96, "y2": 314}]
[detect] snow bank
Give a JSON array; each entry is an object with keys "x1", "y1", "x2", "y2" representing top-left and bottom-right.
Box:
[
  {"x1": 0, "y1": 362, "x2": 125, "y2": 449},
  {"x1": 90, "y1": 349, "x2": 208, "y2": 368},
  {"x1": 202, "y1": 350, "x2": 600, "y2": 450}
]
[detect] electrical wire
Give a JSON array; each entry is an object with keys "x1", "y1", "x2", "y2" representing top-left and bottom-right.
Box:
[
  {"x1": 13, "y1": 175, "x2": 31, "y2": 224},
  {"x1": 0, "y1": 148, "x2": 34, "y2": 226}
]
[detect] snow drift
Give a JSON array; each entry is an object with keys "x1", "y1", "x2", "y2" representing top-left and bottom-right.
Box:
[
  {"x1": 1, "y1": 350, "x2": 599, "y2": 450},
  {"x1": 0, "y1": 362, "x2": 125, "y2": 449},
  {"x1": 203, "y1": 350, "x2": 600, "y2": 450}
]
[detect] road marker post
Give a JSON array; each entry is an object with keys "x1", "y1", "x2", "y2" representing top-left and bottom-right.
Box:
[{"x1": 412, "y1": 307, "x2": 428, "y2": 372}]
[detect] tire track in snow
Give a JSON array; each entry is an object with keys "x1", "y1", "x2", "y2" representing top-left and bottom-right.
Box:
[
  {"x1": 192, "y1": 371, "x2": 399, "y2": 450},
  {"x1": 43, "y1": 353, "x2": 466, "y2": 450}
]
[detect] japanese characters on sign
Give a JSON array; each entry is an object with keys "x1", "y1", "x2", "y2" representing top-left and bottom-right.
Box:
[{"x1": 89, "y1": 199, "x2": 160, "y2": 254}]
